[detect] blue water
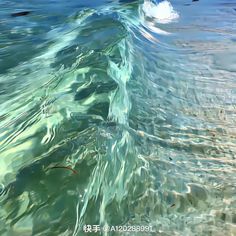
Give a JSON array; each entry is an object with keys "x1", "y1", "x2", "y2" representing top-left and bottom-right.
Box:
[{"x1": 0, "y1": 0, "x2": 236, "y2": 235}]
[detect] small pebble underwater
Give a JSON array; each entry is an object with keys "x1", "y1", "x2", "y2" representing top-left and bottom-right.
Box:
[{"x1": 0, "y1": 0, "x2": 236, "y2": 235}]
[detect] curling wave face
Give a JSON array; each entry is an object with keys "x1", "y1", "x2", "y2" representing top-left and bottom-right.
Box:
[{"x1": 0, "y1": 0, "x2": 236, "y2": 235}]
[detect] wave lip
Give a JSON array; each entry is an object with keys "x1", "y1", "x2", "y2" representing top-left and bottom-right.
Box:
[{"x1": 142, "y1": 0, "x2": 179, "y2": 24}]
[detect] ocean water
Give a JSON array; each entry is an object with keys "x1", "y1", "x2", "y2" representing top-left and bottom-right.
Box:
[{"x1": 0, "y1": 0, "x2": 236, "y2": 235}]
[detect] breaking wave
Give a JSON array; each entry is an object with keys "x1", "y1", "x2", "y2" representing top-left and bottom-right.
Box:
[
  {"x1": 142, "y1": 0, "x2": 179, "y2": 24},
  {"x1": 0, "y1": 0, "x2": 236, "y2": 235}
]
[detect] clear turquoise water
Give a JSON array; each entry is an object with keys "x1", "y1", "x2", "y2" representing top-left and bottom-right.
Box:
[{"x1": 0, "y1": 0, "x2": 236, "y2": 235}]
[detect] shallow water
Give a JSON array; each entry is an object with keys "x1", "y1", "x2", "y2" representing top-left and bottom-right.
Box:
[{"x1": 0, "y1": 0, "x2": 236, "y2": 235}]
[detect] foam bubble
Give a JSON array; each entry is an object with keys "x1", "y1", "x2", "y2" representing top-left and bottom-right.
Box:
[{"x1": 142, "y1": 0, "x2": 179, "y2": 24}]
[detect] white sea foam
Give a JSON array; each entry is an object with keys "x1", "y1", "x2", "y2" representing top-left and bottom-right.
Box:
[{"x1": 142, "y1": 0, "x2": 179, "y2": 24}]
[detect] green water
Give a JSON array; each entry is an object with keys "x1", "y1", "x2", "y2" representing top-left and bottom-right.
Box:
[{"x1": 0, "y1": 0, "x2": 236, "y2": 235}]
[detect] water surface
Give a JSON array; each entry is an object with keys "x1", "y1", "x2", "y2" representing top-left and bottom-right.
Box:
[{"x1": 0, "y1": 0, "x2": 236, "y2": 235}]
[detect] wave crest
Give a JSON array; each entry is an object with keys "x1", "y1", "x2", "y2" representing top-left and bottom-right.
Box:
[{"x1": 142, "y1": 0, "x2": 179, "y2": 24}]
